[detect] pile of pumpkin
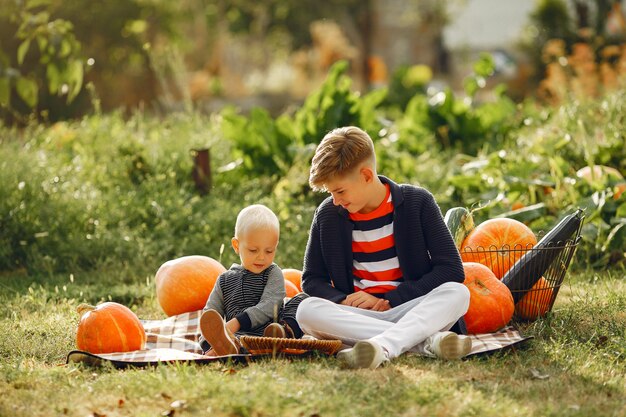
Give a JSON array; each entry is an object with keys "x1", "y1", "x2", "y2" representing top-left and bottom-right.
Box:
[
  {"x1": 446, "y1": 207, "x2": 583, "y2": 334},
  {"x1": 76, "y1": 256, "x2": 304, "y2": 354}
]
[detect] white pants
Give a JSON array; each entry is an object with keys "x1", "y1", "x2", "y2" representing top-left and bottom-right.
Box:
[{"x1": 296, "y1": 282, "x2": 470, "y2": 358}]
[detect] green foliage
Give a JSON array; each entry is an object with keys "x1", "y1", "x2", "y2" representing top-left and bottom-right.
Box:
[
  {"x1": 391, "y1": 53, "x2": 518, "y2": 156},
  {"x1": 221, "y1": 61, "x2": 387, "y2": 180},
  {"x1": 0, "y1": 0, "x2": 85, "y2": 121},
  {"x1": 1, "y1": 59, "x2": 626, "y2": 272},
  {"x1": 383, "y1": 64, "x2": 430, "y2": 111},
  {"x1": 286, "y1": 60, "x2": 386, "y2": 145}
]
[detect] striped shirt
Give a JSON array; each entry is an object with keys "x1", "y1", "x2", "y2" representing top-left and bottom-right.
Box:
[{"x1": 349, "y1": 184, "x2": 403, "y2": 294}]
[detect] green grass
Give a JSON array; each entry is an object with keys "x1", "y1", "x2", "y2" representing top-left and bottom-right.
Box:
[{"x1": 1, "y1": 269, "x2": 624, "y2": 417}]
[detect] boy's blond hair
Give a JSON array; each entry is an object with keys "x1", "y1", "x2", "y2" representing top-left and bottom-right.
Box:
[
  {"x1": 309, "y1": 126, "x2": 376, "y2": 191},
  {"x1": 234, "y1": 204, "x2": 280, "y2": 238}
]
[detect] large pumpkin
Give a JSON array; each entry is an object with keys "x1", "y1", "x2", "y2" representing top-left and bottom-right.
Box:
[
  {"x1": 76, "y1": 302, "x2": 146, "y2": 354},
  {"x1": 283, "y1": 268, "x2": 303, "y2": 291},
  {"x1": 461, "y1": 218, "x2": 537, "y2": 279},
  {"x1": 515, "y1": 277, "x2": 554, "y2": 320},
  {"x1": 155, "y1": 255, "x2": 226, "y2": 316},
  {"x1": 462, "y1": 262, "x2": 515, "y2": 334}
]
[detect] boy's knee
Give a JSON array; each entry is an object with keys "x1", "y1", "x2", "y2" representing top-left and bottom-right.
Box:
[
  {"x1": 438, "y1": 282, "x2": 470, "y2": 308},
  {"x1": 295, "y1": 297, "x2": 326, "y2": 325}
]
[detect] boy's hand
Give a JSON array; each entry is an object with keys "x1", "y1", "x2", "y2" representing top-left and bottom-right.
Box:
[
  {"x1": 371, "y1": 298, "x2": 391, "y2": 311},
  {"x1": 225, "y1": 318, "x2": 241, "y2": 335},
  {"x1": 342, "y1": 291, "x2": 389, "y2": 310}
]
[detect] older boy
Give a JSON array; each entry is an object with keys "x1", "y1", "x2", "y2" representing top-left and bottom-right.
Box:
[{"x1": 296, "y1": 126, "x2": 471, "y2": 369}]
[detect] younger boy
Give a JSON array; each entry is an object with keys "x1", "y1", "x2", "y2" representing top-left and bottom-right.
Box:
[
  {"x1": 296, "y1": 126, "x2": 472, "y2": 369},
  {"x1": 199, "y1": 204, "x2": 307, "y2": 356}
]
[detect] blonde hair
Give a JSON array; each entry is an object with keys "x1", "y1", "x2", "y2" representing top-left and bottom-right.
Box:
[
  {"x1": 309, "y1": 126, "x2": 376, "y2": 191},
  {"x1": 234, "y1": 204, "x2": 280, "y2": 238}
]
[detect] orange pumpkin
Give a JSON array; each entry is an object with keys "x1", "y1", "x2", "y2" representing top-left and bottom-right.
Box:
[
  {"x1": 76, "y1": 302, "x2": 146, "y2": 354},
  {"x1": 283, "y1": 268, "x2": 303, "y2": 291},
  {"x1": 515, "y1": 277, "x2": 554, "y2": 320},
  {"x1": 284, "y1": 279, "x2": 300, "y2": 298},
  {"x1": 461, "y1": 218, "x2": 537, "y2": 279},
  {"x1": 155, "y1": 255, "x2": 226, "y2": 316},
  {"x1": 462, "y1": 262, "x2": 515, "y2": 334}
]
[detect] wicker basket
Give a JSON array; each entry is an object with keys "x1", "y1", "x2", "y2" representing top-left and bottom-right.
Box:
[
  {"x1": 239, "y1": 336, "x2": 343, "y2": 356},
  {"x1": 460, "y1": 233, "x2": 582, "y2": 321}
]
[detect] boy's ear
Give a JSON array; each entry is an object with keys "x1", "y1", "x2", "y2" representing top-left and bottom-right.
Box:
[
  {"x1": 360, "y1": 166, "x2": 375, "y2": 183},
  {"x1": 231, "y1": 237, "x2": 239, "y2": 254}
]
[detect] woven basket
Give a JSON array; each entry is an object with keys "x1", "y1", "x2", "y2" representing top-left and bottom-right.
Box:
[{"x1": 239, "y1": 336, "x2": 342, "y2": 356}]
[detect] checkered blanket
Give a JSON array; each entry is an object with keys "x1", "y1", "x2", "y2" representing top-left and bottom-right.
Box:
[{"x1": 66, "y1": 310, "x2": 532, "y2": 368}]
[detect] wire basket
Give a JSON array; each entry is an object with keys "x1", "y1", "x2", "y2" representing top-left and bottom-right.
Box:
[{"x1": 460, "y1": 227, "x2": 582, "y2": 321}]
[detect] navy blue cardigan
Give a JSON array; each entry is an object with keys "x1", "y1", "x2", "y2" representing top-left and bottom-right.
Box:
[{"x1": 301, "y1": 176, "x2": 467, "y2": 332}]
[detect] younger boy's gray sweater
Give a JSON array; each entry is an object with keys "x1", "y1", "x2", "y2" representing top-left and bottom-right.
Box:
[{"x1": 202, "y1": 263, "x2": 285, "y2": 332}]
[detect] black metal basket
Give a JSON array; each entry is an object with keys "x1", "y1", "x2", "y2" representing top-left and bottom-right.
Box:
[{"x1": 460, "y1": 228, "x2": 582, "y2": 321}]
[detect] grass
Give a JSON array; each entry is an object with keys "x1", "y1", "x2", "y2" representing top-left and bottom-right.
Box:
[{"x1": 0, "y1": 268, "x2": 624, "y2": 417}]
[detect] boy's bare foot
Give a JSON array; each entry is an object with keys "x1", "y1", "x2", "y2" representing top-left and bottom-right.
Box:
[{"x1": 200, "y1": 309, "x2": 239, "y2": 356}]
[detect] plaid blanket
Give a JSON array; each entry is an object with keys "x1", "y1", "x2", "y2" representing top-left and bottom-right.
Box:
[{"x1": 66, "y1": 310, "x2": 532, "y2": 368}]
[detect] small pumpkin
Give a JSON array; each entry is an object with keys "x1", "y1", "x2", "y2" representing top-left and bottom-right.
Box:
[
  {"x1": 515, "y1": 277, "x2": 554, "y2": 320},
  {"x1": 283, "y1": 268, "x2": 303, "y2": 291},
  {"x1": 155, "y1": 255, "x2": 226, "y2": 316},
  {"x1": 76, "y1": 302, "x2": 146, "y2": 354},
  {"x1": 284, "y1": 279, "x2": 300, "y2": 298},
  {"x1": 462, "y1": 262, "x2": 515, "y2": 334},
  {"x1": 461, "y1": 218, "x2": 537, "y2": 279}
]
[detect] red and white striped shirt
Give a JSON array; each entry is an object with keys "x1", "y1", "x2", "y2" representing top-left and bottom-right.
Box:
[{"x1": 349, "y1": 184, "x2": 403, "y2": 294}]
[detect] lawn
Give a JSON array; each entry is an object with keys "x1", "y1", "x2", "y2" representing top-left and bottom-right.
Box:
[{"x1": 1, "y1": 268, "x2": 624, "y2": 417}]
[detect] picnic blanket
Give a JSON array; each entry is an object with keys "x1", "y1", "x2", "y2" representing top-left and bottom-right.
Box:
[{"x1": 66, "y1": 310, "x2": 532, "y2": 368}]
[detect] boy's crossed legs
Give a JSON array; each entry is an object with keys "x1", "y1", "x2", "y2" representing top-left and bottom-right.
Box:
[{"x1": 296, "y1": 282, "x2": 471, "y2": 369}]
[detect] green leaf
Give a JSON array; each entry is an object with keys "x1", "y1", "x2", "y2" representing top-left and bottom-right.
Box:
[
  {"x1": 36, "y1": 35, "x2": 48, "y2": 52},
  {"x1": 601, "y1": 221, "x2": 626, "y2": 252},
  {"x1": 26, "y1": 0, "x2": 52, "y2": 10},
  {"x1": 17, "y1": 39, "x2": 31, "y2": 65},
  {"x1": 66, "y1": 59, "x2": 83, "y2": 102},
  {"x1": 46, "y1": 63, "x2": 60, "y2": 93},
  {"x1": 59, "y1": 39, "x2": 72, "y2": 58},
  {"x1": 473, "y1": 53, "x2": 495, "y2": 78},
  {"x1": 0, "y1": 77, "x2": 10, "y2": 107},
  {"x1": 464, "y1": 77, "x2": 479, "y2": 98},
  {"x1": 16, "y1": 76, "x2": 38, "y2": 108}
]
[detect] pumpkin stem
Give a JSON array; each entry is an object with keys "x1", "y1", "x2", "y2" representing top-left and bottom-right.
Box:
[{"x1": 77, "y1": 303, "x2": 96, "y2": 318}]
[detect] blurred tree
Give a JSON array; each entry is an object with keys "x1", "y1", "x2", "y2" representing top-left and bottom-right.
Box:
[
  {"x1": 0, "y1": 0, "x2": 85, "y2": 123},
  {"x1": 1, "y1": 0, "x2": 456, "y2": 120},
  {"x1": 53, "y1": 0, "x2": 180, "y2": 112}
]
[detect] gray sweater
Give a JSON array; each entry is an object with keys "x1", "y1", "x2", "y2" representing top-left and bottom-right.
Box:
[{"x1": 202, "y1": 263, "x2": 286, "y2": 331}]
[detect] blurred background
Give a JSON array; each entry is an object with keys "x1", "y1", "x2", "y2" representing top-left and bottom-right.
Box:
[
  {"x1": 2, "y1": 0, "x2": 626, "y2": 122},
  {"x1": 2, "y1": 0, "x2": 626, "y2": 274}
]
